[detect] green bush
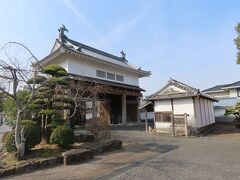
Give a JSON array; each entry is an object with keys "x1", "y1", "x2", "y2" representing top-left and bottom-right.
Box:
[
  {"x1": 5, "y1": 125, "x2": 41, "y2": 152},
  {"x1": 23, "y1": 125, "x2": 41, "y2": 150},
  {"x1": 43, "y1": 64, "x2": 68, "y2": 77},
  {"x1": 50, "y1": 126, "x2": 74, "y2": 148},
  {"x1": 21, "y1": 120, "x2": 37, "y2": 127},
  {"x1": 5, "y1": 131, "x2": 17, "y2": 152}
]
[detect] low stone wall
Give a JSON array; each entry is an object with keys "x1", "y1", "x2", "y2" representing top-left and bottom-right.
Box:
[
  {"x1": 0, "y1": 140, "x2": 122, "y2": 178},
  {"x1": 0, "y1": 156, "x2": 63, "y2": 178},
  {"x1": 74, "y1": 133, "x2": 95, "y2": 143},
  {"x1": 62, "y1": 149, "x2": 93, "y2": 165}
]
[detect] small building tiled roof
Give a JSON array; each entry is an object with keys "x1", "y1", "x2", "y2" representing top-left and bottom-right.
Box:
[
  {"x1": 147, "y1": 79, "x2": 217, "y2": 101},
  {"x1": 203, "y1": 81, "x2": 240, "y2": 93},
  {"x1": 214, "y1": 98, "x2": 240, "y2": 108}
]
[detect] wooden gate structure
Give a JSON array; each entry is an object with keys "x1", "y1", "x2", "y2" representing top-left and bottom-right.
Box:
[{"x1": 154, "y1": 112, "x2": 188, "y2": 137}]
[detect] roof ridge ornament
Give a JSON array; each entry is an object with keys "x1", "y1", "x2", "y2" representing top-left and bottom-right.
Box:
[
  {"x1": 120, "y1": 50, "x2": 127, "y2": 61},
  {"x1": 58, "y1": 24, "x2": 68, "y2": 46}
]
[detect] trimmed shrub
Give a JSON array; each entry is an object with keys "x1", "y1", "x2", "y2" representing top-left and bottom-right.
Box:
[
  {"x1": 43, "y1": 64, "x2": 68, "y2": 77},
  {"x1": 50, "y1": 126, "x2": 74, "y2": 148},
  {"x1": 4, "y1": 125, "x2": 41, "y2": 152},
  {"x1": 21, "y1": 120, "x2": 37, "y2": 127},
  {"x1": 5, "y1": 131, "x2": 17, "y2": 152},
  {"x1": 23, "y1": 125, "x2": 41, "y2": 150}
]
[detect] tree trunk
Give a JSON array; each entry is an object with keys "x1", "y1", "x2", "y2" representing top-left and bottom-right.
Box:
[
  {"x1": 15, "y1": 110, "x2": 25, "y2": 160},
  {"x1": 41, "y1": 114, "x2": 46, "y2": 144}
]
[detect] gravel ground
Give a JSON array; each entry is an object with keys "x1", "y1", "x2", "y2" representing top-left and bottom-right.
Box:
[{"x1": 5, "y1": 124, "x2": 240, "y2": 180}]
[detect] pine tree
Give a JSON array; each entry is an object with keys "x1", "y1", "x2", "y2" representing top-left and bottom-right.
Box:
[
  {"x1": 234, "y1": 23, "x2": 240, "y2": 64},
  {"x1": 28, "y1": 64, "x2": 74, "y2": 143}
]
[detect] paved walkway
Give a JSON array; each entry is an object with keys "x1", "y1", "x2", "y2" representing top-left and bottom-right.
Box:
[
  {"x1": 5, "y1": 124, "x2": 240, "y2": 180},
  {"x1": 0, "y1": 125, "x2": 11, "y2": 139}
]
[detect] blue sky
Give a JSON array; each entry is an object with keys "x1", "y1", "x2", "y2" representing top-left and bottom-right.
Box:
[{"x1": 0, "y1": 0, "x2": 240, "y2": 96}]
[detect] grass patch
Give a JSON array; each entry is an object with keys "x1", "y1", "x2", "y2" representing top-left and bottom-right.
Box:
[{"x1": 1, "y1": 144, "x2": 63, "y2": 167}]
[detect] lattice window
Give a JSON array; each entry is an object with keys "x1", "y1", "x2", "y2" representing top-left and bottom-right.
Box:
[
  {"x1": 107, "y1": 72, "x2": 115, "y2": 80},
  {"x1": 116, "y1": 75, "x2": 124, "y2": 82},
  {"x1": 96, "y1": 70, "x2": 106, "y2": 78},
  {"x1": 155, "y1": 112, "x2": 172, "y2": 122}
]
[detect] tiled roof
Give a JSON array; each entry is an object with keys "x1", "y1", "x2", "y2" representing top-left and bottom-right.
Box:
[
  {"x1": 147, "y1": 79, "x2": 217, "y2": 101},
  {"x1": 223, "y1": 81, "x2": 240, "y2": 88},
  {"x1": 214, "y1": 98, "x2": 240, "y2": 108},
  {"x1": 203, "y1": 81, "x2": 240, "y2": 92},
  {"x1": 69, "y1": 73, "x2": 144, "y2": 91},
  {"x1": 67, "y1": 38, "x2": 125, "y2": 63},
  {"x1": 39, "y1": 37, "x2": 151, "y2": 77}
]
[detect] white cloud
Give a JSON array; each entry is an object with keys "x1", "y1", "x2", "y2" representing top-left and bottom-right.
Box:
[
  {"x1": 104, "y1": 2, "x2": 152, "y2": 45},
  {"x1": 61, "y1": 0, "x2": 152, "y2": 53},
  {"x1": 61, "y1": 0, "x2": 110, "y2": 50}
]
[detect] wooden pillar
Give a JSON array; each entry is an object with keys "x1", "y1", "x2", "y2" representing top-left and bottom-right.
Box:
[
  {"x1": 122, "y1": 94, "x2": 127, "y2": 124},
  {"x1": 92, "y1": 99, "x2": 97, "y2": 118},
  {"x1": 184, "y1": 113, "x2": 188, "y2": 138},
  {"x1": 137, "y1": 97, "x2": 140, "y2": 123},
  {"x1": 171, "y1": 99, "x2": 175, "y2": 136},
  {"x1": 145, "y1": 109, "x2": 148, "y2": 131}
]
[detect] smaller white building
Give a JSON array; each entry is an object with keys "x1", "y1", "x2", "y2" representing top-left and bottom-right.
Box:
[{"x1": 147, "y1": 79, "x2": 217, "y2": 135}]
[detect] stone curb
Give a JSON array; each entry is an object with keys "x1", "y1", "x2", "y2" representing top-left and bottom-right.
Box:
[{"x1": 0, "y1": 140, "x2": 122, "y2": 178}]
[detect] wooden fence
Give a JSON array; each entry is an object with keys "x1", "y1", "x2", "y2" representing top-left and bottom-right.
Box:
[{"x1": 153, "y1": 112, "x2": 188, "y2": 137}]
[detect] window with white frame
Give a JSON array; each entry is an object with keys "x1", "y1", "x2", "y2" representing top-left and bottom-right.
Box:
[
  {"x1": 96, "y1": 70, "x2": 106, "y2": 78},
  {"x1": 107, "y1": 72, "x2": 115, "y2": 80},
  {"x1": 96, "y1": 70, "x2": 124, "y2": 82},
  {"x1": 116, "y1": 75, "x2": 124, "y2": 82}
]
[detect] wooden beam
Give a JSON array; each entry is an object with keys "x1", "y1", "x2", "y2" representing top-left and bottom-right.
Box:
[
  {"x1": 171, "y1": 99, "x2": 175, "y2": 137},
  {"x1": 184, "y1": 113, "x2": 188, "y2": 138},
  {"x1": 145, "y1": 109, "x2": 148, "y2": 131}
]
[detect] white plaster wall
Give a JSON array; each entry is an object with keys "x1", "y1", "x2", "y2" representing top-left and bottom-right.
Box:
[
  {"x1": 154, "y1": 100, "x2": 172, "y2": 112},
  {"x1": 195, "y1": 97, "x2": 215, "y2": 128},
  {"x1": 154, "y1": 100, "x2": 172, "y2": 130},
  {"x1": 154, "y1": 98, "x2": 196, "y2": 129},
  {"x1": 206, "y1": 91, "x2": 229, "y2": 98},
  {"x1": 154, "y1": 97, "x2": 215, "y2": 130},
  {"x1": 193, "y1": 97, "x2": 203, "y2": 128},
  {"x1": 44, "y1": 55, "x2": 69, "y2": 72},
  {"x1": 155, "y1": 122, "x2": 171, "y2": 129},
  {"x1": 66, "y1": 55, "x2": 139, "y2": 86},
  {"x1": 229, "y1": 89, "x2": 238, "y2": 97},
  {"x1": 173, "y1": 98, "x2": 196, "y2": 127}
]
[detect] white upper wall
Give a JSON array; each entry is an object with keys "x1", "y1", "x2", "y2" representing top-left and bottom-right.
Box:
[
  {"x1": 229, "y1": 89, "x2": 238, "y2": 97},
  {"x1": 51, "y1": 54, "x2": 139, "y2": 86},
  {"x1": 154, "y1": 98, "x2": 196, "y2": 127},
  {"x1": 206, "y1": 89, "x2": 239, "y2": 98},
  {"x1": 206, "y1": 91, "x2": 230, "y2": 98}
]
